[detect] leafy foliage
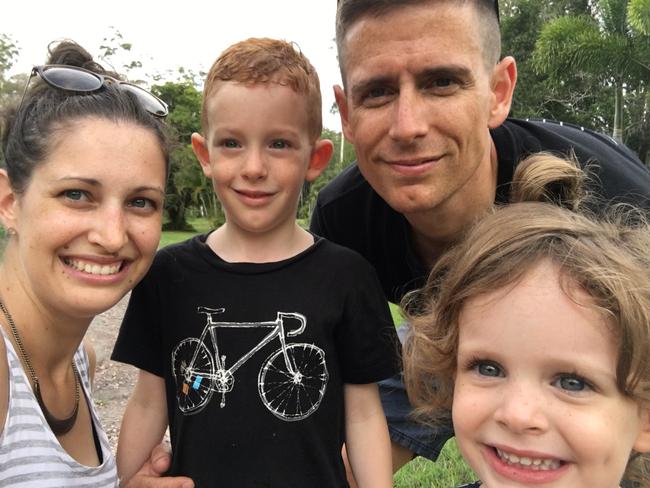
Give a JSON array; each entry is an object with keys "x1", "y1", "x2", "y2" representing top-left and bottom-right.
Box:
[{"x1": 501, "y1": 0, "x2": 648, "y2": 162}]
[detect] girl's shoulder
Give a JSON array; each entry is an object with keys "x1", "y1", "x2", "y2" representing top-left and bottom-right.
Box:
[{"x1": 458, "y1": 483, "x2": 482, "y2": 488}]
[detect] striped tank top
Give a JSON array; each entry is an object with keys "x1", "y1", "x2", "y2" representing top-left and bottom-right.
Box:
[{"x1": 0, "y1": 327, "x2": 118, "y2": 487}]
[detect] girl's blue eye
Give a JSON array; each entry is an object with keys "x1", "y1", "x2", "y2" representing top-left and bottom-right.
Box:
[
  {"x1": 477, "y1": 362, "x2": 503, "y2": 377},
  {"x1": 554, "y1": 374, "x2": 590, "y2": 392}
]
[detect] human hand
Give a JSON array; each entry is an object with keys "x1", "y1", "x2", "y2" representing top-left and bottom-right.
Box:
[{"x1": 121, "y1": 443, "x2": 194, "y2": 488}]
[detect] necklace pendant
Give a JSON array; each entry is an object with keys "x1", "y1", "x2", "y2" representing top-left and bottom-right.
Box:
[{"x1": 33, "y1": 374, "x2": 80, "y2": 435}]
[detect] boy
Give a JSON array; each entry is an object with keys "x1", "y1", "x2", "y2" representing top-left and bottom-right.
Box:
[{"x1": 112, "y1": 38, "x2": 397, "y2": 488}]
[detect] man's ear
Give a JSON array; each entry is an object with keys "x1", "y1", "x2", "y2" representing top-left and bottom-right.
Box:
[
  {"x1": 633, "y1": 406, "x2": 650, "y2": 453},
  {"x1": 0, "y1": 170, "x2": 17, "y2": 232},
  {"x1": 333, "y1": 85, "x2": 355, "y2": 144},
  {"x1": 488, "y1": 56, "x2": 517, "y2": 129},
  {"x1": 191, "y1": 132, "x2": 212, "y2": 178},
  {"x1": 306, "y1": 139, "x2": 334, "y2": 182}
]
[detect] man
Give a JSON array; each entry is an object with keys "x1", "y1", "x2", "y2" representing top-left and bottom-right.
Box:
[{"x1": 310, "y1": 0, "x2": 650, "y2": 476}]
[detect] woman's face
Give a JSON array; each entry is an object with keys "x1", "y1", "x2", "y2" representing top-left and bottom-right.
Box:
[{"x1": 6, "y1": 117, "x2": 166, "y2": 320}]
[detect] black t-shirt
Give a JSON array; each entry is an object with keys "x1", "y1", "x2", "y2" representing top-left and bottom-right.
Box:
[
  {"x1": 310, "y1": 118, "x2": 650, "y2": 303},
  {"x1": 112, "y1": 235, "x2": 398, "y2": 488}
]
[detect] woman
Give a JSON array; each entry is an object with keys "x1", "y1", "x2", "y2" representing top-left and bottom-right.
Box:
[{"x1": 0, "y1": 40, "x2": 170, "y2": 486}]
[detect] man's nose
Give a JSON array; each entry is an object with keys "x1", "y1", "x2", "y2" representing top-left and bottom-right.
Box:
[{"x1": 389, "y1": 88, "x2": 428, "y2": 144}]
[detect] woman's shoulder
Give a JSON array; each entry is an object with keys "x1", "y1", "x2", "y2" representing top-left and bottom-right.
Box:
[{"x1": 0, "y1": 330, "x2": 7, "y2": 435}]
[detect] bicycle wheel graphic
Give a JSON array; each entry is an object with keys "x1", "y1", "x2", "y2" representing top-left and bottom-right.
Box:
[
  {"x1": 172, "y1": 338, "x2": 214, "y2": 414},
  {"x1": 258, "y1": 343, "x2": 328, "y2": 422}
]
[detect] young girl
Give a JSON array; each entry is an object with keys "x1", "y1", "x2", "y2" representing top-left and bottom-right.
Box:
[
  {"x1": 0, "y1": 40, "x2": 180, "y2": 486},
  {"x1": 403, "y1": 153, "x2": 650, "y2": 487}
]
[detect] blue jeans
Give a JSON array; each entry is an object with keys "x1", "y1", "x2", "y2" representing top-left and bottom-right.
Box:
[{"x1": 378, "y1": 324, "x2": 454, "y2": 460}]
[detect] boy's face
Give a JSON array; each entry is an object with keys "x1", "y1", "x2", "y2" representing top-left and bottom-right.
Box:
[
  {"x1": 452, "y1": 261, "x2": 650, "y2": 487},
  {"x1": 193, "y1": 82, "x2": 329, "y2": 237}
]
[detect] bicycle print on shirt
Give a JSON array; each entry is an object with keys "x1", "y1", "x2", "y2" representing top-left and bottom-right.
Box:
[{"x1": 171, "y1": 307, "x2": 329, "y2": 421}]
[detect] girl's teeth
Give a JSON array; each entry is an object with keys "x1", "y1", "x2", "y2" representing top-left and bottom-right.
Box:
[{"x1": 496, "y1": 448, "x2": 561, "y2": 470}]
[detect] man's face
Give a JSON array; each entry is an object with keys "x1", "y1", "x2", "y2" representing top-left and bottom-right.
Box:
[{"x1": 336, "y1": 2, "x2": 513, "y2": 218}]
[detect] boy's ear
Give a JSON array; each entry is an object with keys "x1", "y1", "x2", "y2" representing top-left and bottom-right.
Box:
[
  {"x1": 488, "y1": 56, "x2": 517, "y2": 129},
  {"x1": 333, "y1": 85, "x2": 354, "y2": 144},
  {"x1": 305, "y1": 139, "x2": 334, "y2": 182},
  {"x1": 633, "y1": 406, "x2": 650, "y2": 453},
  {"x1": 0, "y1": 170, "x2": 18, "y2": 231},
  {"x1": 191, "y1": 132, "x2": 212, "y2": 178}
]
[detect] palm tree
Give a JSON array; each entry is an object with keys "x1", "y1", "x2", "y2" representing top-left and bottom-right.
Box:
[{"x1": 532, "y1": 0, "x2": 650, "y2": 142}]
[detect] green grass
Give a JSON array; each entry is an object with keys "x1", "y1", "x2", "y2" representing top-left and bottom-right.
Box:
[
  {"x1": 394, "y1": 439, "x2": 475, "y2": 487},
  {"x1": 159, "y1": 218, "x2": 213, "y2": 249},
  {"x1": 160, "y1": 221, "x2": 475, "y2": 487}
]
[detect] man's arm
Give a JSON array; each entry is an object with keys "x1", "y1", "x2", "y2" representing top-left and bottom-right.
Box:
[
  {"x1": 117, "y1": 370, "x2": 173, "y2": 485},
  {"x1": 344, "y1": 383, "x2": 393, "y2": 488}
]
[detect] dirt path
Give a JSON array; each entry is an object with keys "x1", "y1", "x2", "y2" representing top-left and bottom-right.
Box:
[{"x1": 87, "y1": 294, "x2": 136, "y2": 452}]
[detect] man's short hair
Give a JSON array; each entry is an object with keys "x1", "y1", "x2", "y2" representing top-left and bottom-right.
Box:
[
  {"x1": 336, "y1": 0, "x2": 501, "y2": 87},
  {"x1": 202, "y1": 38, "x2": 323, "y2": 142}
]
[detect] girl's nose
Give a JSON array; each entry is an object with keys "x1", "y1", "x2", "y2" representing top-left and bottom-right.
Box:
[{"x1": 493, "y1": 381, "x2": 550, "y2": 435}]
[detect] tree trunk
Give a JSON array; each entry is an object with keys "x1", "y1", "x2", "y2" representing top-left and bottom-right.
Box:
[{"x1": 612, "y1": 82, "x2": 624, "y2": 143}]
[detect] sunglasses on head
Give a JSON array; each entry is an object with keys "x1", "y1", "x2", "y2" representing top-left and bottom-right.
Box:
[{"x1": 19, "y1": 65, "x2": 169, "y2": 118}]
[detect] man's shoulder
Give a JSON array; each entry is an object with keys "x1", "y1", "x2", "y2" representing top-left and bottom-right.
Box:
[
  {"x1": 495, "y1": 118, "x2": 650, "y2": 207},
  {"x1": 498, "y1": 117, "x2": 643, "y2": 164},
  {"x1": 315, "y1": 163, "x2": 372, "y2": 208}
]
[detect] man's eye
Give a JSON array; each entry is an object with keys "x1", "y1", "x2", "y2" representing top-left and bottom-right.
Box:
[
  {"x1": 367, "y1": 87, "x2": 389, "y2": 99},
  {"x1": 434, "y1": 78, "x2": 453, "y2": 87},
  {"x1": 553, "y1": 374, "x2": 592, "y2": 393}
]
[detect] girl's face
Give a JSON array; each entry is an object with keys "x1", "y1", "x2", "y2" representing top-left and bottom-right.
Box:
[
  {"x1": 452, "y1": 261, "x2": 650, "y2": 488},
  {"x1": 3, "y1": 117, "x2": 166, "y2": 321}
]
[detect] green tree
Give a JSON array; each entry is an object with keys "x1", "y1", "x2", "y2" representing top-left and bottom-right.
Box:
[
  {"x1": 0, "y1": 33, "x2": 21, "y2": 164},
  {"x1": 153, "y1": 81, "x2": 220, "y2": 229},
  {"x1": 532, "y1": 0, "x2": 650, "y2": 143},
  {"x1": 501, "y1": 0, "x2": 614, "y2": 129}
]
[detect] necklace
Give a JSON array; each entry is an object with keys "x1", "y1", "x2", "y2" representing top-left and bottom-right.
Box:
[{"x1": 0, "y1": 300, "x2": 79, "y2": 435}]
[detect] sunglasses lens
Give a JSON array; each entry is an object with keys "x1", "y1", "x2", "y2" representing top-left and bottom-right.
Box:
[
  {"x1": 119, "y1": 83, "x2": 169, "y2": 117},
  {"x1": 41, "y1": 66, "x2": 102, "y2": 91}
]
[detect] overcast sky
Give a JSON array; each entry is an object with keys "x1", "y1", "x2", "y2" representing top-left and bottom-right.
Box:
[{"x1": 2, "y1": 0, "x2": 343, "y2": 130}]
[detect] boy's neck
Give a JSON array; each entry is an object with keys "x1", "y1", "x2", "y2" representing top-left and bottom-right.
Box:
[{"x1": 206, "y1": 222, "x2": 314, "y2": 263}]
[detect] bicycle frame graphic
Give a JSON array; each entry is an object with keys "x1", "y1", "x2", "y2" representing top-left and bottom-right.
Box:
[{"x1": 171, "y1": 307, "x2": 329, "y2": 421}]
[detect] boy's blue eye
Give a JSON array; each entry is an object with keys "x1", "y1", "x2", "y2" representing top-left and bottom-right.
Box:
[
  {"x1": 223, "y1": 139, "x2": 240, "y2": 148},
  {"x1": 270, "y1": 140, "x2": 290, "y2": 149}
]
